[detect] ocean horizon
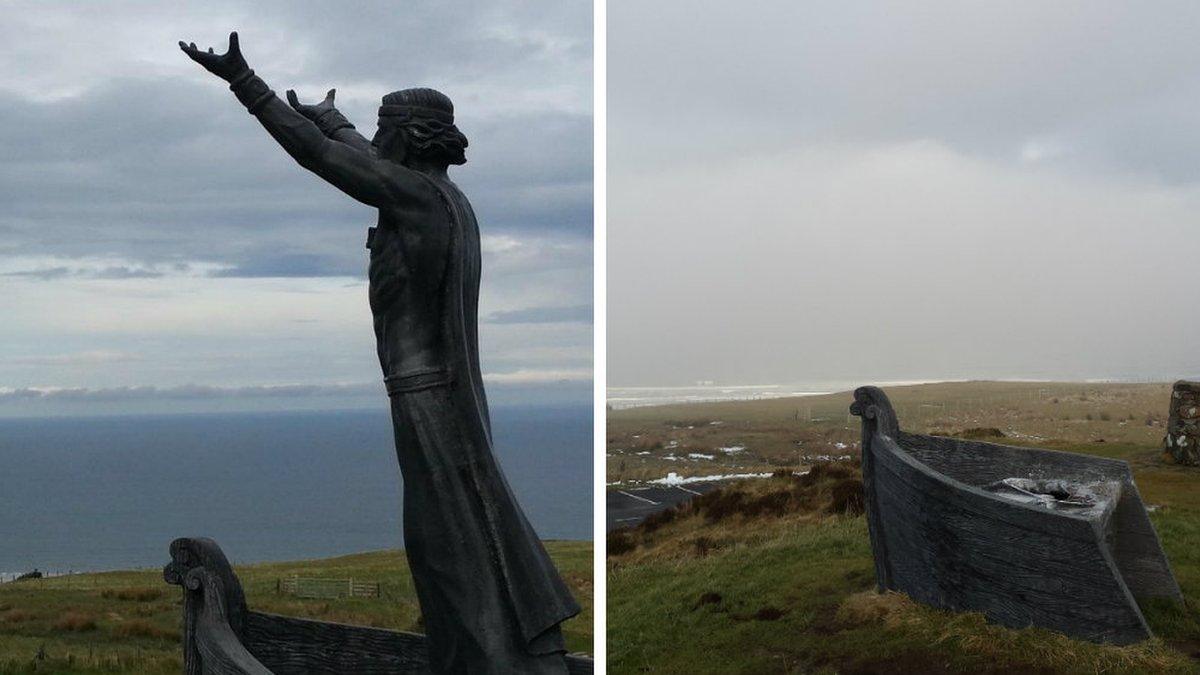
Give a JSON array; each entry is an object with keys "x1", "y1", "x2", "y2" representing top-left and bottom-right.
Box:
[
  {"x1": 0, "y1": 403, "x2": 591, "y2": 577},
  {"x1": 607, "y1": 375, "x2": 1196, "y2": 409}
]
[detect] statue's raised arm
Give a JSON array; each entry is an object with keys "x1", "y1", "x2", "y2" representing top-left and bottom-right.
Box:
[{"x1": 179, "y1": 32, "x2": 420, "y2": 208}]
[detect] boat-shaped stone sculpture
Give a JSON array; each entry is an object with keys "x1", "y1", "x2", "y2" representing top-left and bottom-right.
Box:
[
  {"x1": 163, "y1": 538, "x2": 593, "y2": 674},
  {"x1": 849, "y1": 386, "x2": 1182, "y2": 644}
]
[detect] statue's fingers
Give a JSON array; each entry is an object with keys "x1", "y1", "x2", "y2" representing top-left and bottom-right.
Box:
[
  {"x1": 207, "y1": 47, "x2": 214, "y2": 54},
  {"x1": 325, "y1": 89, "x2": 336, "y2": 105},
  {"x1": 229, "y1": 31, "x2": 239, "y2": 53},
  {"x1": 286, "y1": 90, "x2": 300, "y2": 108},
  {"x1": 180, "y1": 42, "x2": 202, "y2": 60}
]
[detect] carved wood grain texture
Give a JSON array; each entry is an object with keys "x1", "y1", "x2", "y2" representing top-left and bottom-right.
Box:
[
  {"x1": 244, "y1": 611, "x2": 428, "y2": 674},
  {"x1": 872, "y1": 434, "x2": 1150, "y2": 644},
  {"x1": 244, "y1": 612, "x2": 592, "y2": 674},
  {"x1": 852, "y1": 386, "x2": 1183, "y2": 645}
]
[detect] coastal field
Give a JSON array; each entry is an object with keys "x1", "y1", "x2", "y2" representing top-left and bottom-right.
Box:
[
  {"x1": 0, "y1": 542, "x2": 592, "y2": 674},
  {"x1": 607, "y1": 380, "x2": 1176, "y2": 485},
  {"x1": 607, "y1": 380, "x2": 1200, "y2": 674}
]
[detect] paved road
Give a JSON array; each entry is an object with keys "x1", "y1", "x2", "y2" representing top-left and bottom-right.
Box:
[{"x1": 606, "y1": 482, "x2": 725, "y2": 531}]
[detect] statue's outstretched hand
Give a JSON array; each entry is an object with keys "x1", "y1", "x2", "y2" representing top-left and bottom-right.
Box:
[
  {"x1": 178, "y1": 31, "x2": 249, "y2": 82},
  {"x1": 286, "y1": 88, "x2": 338, "y2": 121}
]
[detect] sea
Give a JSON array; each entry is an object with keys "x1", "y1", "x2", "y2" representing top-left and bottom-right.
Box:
[
  {"x1": 606, "y1": 375, "x2": 1196, "y2": 409},
  {"x1": 0, "y1": 404, "x2": 591, "y2": 578},
  {"x1": 605, "y1": 380, "x2": 951, "y2": 409}
]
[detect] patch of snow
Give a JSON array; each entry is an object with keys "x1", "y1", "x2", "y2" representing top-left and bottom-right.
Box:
[
  {"x1": 635, "y1": 451, "x2": 650, "y2": 456},
  {"x1": 688, "y1": 453, "x2": 715, "y2": 460},
  {"x1": 718, "y1": 445, "x2": 745, "y2": 454},
  {"x1": 649, "y1": 471, "x2": 775, "y2": 486}
]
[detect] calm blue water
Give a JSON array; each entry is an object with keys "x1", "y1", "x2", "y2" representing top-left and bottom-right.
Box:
[{"x1": 0, "y1": 405, "x2": 591, "y2": 574}]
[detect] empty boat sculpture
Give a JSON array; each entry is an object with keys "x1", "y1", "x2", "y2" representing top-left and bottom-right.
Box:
[{"x1": 850, "y1": 386, "x2": 1182, "y2": 644}]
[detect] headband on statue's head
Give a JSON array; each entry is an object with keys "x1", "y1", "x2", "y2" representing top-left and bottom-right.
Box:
[{"x1": 377, "y1": 104, "x2": 455, "y2": 125}]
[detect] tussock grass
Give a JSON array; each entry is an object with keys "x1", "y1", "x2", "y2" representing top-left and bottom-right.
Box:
[
  {"x1": 0, "y1": 612, "x2": 33, "y2": 625},
  {"x1": 51, "y1": 612, "x2": 96, "y2": 632},
  {"x1": 835, "y1": 591, "x2": 1186, "y2": 674},
  {"x1": 609, "y1": 463, "x2": 863, "y2": 565},
  {"x1": 111, "y1": 619, "x2": 177, "y2": 640},
  {"x1": 100, "y1": 588, "x2": 162, "y2": 602}
]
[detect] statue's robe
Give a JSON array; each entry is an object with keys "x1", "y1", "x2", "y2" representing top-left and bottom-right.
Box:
[
  {"x1": 369, "y1": 173, "x2": 581, "y2": 674},
  {"x1": 234, "y1": 80, "x2": 579, "y2": 673}
]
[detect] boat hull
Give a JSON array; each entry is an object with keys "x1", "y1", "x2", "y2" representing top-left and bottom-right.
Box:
[{"x1": 852, "y1": 386, "x2": 1182, "y2": 645}]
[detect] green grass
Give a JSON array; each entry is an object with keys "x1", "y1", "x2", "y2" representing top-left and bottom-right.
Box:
[
  {"x1": 607, "y1": 381, "x2": 1200, "y2": 674},
  {"x1": 0, "y1": 541, "x2": 592, "y2": 674}
]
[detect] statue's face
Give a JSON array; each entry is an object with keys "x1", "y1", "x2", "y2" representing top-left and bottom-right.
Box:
[{"x1": 371, "y1": 124, "x2": 407, "y2": 163}]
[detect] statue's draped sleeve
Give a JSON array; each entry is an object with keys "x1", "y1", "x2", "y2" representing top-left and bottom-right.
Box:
[{"x1": 227, "y1": 69, "x2": 412, "y2": 207}]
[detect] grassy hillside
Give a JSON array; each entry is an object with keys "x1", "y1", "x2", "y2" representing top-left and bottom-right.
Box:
[
  {"x1": 607, "y1": 381, "x2": 1200, "y2": 674},
  {"x1": 0, "y1": 541, "x2": 592, "y2": 674}
]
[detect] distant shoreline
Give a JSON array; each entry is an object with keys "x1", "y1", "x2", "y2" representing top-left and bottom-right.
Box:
[
  {"x1": 0, "y1": 538, "x2": 595, "y2": 582},
  {"x1": 607, "y1": 378, "x2": 960, "y2": 410},
  {"x1": 607, "y1": 377, "x2": 1179, "y2": 410}
]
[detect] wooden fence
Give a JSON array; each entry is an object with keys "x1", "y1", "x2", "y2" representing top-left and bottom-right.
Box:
[{"x1": 277, "y1": 576, "x2": 381, "y2": 599}]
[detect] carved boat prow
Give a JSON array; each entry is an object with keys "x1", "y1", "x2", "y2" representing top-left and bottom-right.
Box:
[{"x1": 851, "y1": 386, "x2": 1182, "y2": 644}]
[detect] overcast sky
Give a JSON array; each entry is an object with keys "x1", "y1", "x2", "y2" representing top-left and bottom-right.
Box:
[
  {"x1": 0, "y1": 1, "x2": 591, "y2": 415},
  {"x1": 610, "y1": 1, "x2": 1200, "y2": 388}
]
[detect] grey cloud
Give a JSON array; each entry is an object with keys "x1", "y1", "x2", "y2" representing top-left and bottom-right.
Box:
[
  {"x1": 0, "y1": 377, "x2": 593, "y2": 405},
  {"x1": 486, "y1": 304, "x2": 592, "y2": 325},
  {"x1": 3, "y1": 267, "x2": 72, "y2": 280},
  {"x1": 609, "y1": 1, "x2": 1200, "y2": 388},
  {"x1": 0, "y1": 383, "x2": 379, "y2": 403},
  {"x1": 6, "y1": 351, "x2": 141, "y2": 366},
  {"x1": 610, "y1": 0, "x2": 1200, "y2": 184},
  {"x1": 2, "y1": 265, "x2": 162, "y2": 280},
  {"x1": 0, "y1": 6, "x2": 592, "y2": 277},
  {"x1": 209, "y1": 252, "x2": 346, "y2": 278},
  {"x1": 93, "y1": 266, "x2": 164, "y2": 279}
]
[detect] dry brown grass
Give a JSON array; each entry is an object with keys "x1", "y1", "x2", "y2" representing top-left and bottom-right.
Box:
[
  {"x1": 609, "y1": 462, "x2": 864, "y2": 564},
  {"x1": 835, "y1": 591, "x2": 1186, "y2": 673},
  {"x1": 0, "y1": 608, "x2": 35, "y2": 624},
  {"x1": 100, "y1": 587, "x2": 163, "y2": 602},
  {"x1": 112, "y1": 619, "x2": 178, "y2": 640},
  {"x1": 53, "y1": 611, "x2": 98, "y2": 632},
  {"x1": 835, "y1": 590, "x2": 917, "y2": 627}
]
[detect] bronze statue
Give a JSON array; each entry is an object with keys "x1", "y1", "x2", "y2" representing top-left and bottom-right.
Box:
[{"x1": 180, "y1": 32, "x2": 579, "y2": 674}]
